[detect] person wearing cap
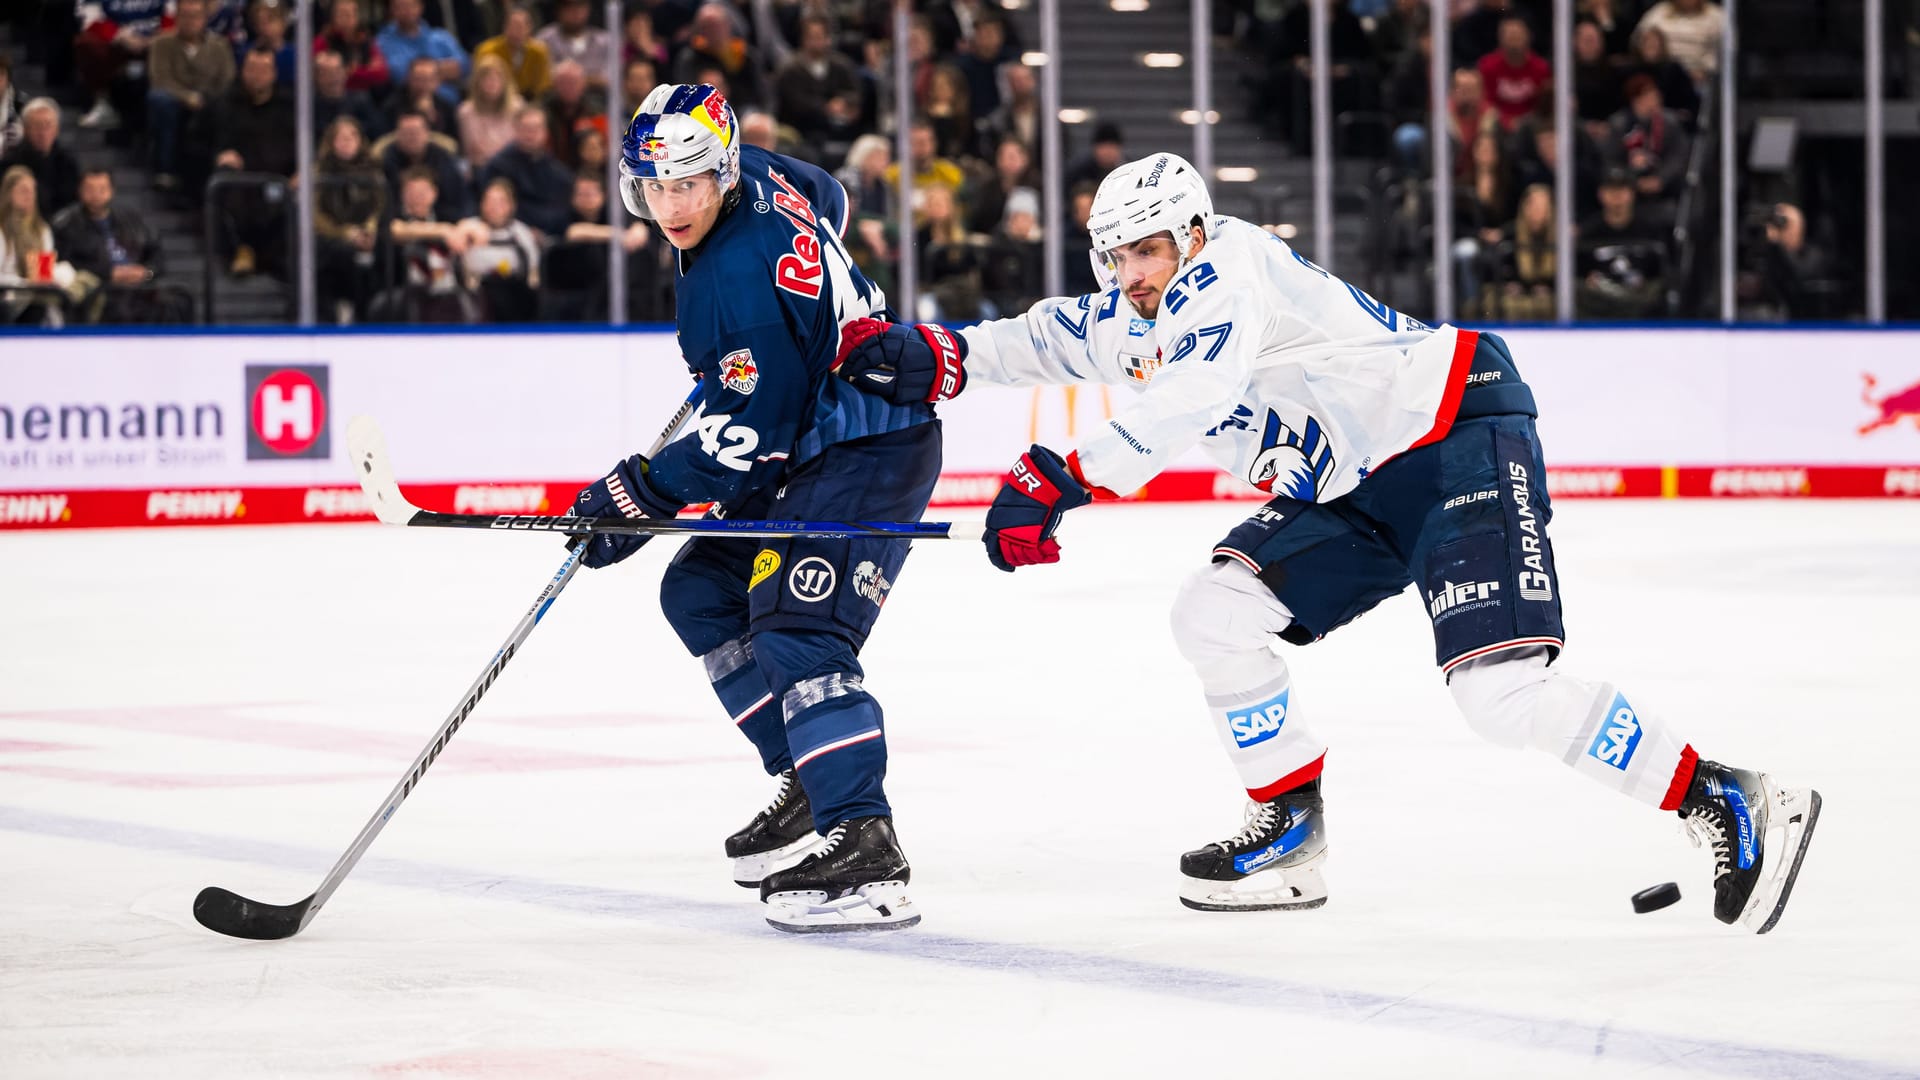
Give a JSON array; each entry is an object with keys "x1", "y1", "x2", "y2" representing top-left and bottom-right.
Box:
[{"x1": 1576, "y1": 166, "x2": 1666, "y2": 318}]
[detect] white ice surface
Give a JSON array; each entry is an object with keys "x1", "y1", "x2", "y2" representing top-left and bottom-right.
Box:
[{"x1": 3, "y1": 501, "x2": 1919, "y2": 1079}]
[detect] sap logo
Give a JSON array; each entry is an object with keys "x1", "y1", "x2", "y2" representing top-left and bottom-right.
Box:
[
  {"x1": 1227, "y1": 689, "x2": 1288, "y2": 748},
  {"x1": 787, "y1": 555, "x2": 836, "y2": 601},
  {"x1": 1443, "y1": 490, "x2": 1498, "y2": 511},
  {"x1": 1128, "y1": 318, "x2": 1153, "y2": 337},
  {"x1": 1586, "y1": 694, "x2": 1643, "y2": 771},
  {"x1": 1427, "y1": 579, "x2": 1498, "y2": 619}
]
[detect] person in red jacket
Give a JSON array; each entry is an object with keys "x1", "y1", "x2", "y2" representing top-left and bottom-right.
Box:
[
  {"x1": 316, "y1": 0, "x2": 391, "y2": 94},
  {"x1": 1476, "y1": 15, "x2": 1551, "y2": 132},
  {"x1": 73, "y1": 0, "x2": 173, "y2": 130}
]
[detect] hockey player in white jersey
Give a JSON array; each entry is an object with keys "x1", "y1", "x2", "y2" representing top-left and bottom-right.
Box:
[{"x1": 831, "y1": 152, "x2": 1821, "y2": 932}]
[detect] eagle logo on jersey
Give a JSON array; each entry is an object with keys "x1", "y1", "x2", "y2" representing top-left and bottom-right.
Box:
[
  {"x1": 1247, "y1": 410, "x2": 1336, "y2": 500},
  {"x1": 720, "y1": 349, "x2": 759, "y2": 394}
]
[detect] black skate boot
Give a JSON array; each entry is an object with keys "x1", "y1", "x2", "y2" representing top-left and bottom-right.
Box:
[
  {"x1": 724, "y1": 769, "x2": 819, "y2": 888},
  {"x1": 1179, "y1": 780, "x2": 1328, "y2": 911},
  {"x1": 760, "y1": 815, "x2": 919, "y2": 933},
  {"x1": 1678, "y1": 759, "x2": 1821, "y2": 933}
]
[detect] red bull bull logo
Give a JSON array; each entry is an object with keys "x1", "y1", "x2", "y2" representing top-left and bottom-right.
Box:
[
  {"x1": 720, "y1": 348, "x2": 759, "y2": 395},
  {"x1": 702, "y1": 91, "x2": 732, "y2": 136},
  {"x1": 1860, "y1": 373, "x2": 1920, "y2": 436},
  {"x1": 636, "y1": 135, "x2": 670, "y2": 162}
]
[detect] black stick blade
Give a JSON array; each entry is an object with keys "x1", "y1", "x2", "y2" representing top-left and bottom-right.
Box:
[{"x1": 193, "y1": 886, "x2": 316, "y2": 940}]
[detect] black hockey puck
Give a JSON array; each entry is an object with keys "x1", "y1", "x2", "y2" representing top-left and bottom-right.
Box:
[{"x1": 1632, "y1": 882, "x2": 1682, "y2": 913}]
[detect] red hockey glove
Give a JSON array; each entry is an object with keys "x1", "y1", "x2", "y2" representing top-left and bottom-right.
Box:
[
  {"x1": 983, "y1": 445, "x2": 1092, "y2": 572},
  {"x1": 831, "y1": 317, "x2": 969, "y2": 404}
]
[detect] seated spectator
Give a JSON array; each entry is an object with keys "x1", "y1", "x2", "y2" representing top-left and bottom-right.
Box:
[
  {"x1": 1, "y1": 166, "x2": 94, "y2": 325},
  {"x1": 1065, "y1": 123, "x2": 1125, "y2": 191},
  {"x1": 458, "y1": 55, "x2": 524, "y2": 170},
  {"x1": 147, "y1": 0, "x2": 235, "y2": 191},
  {"x1": 1607, "y1": 74, "x2": 1690, "y2": 212},
  {"x1": 385, "y1": 56, "x2": 459, "y2": 138},
  {"x1": 205, "y1": 0, "x2": 247, "y2": 52},
  {"x1": 0, "y1": 56, "x2": 25, "y2": 156},
  {"x1": 575, "y1": 126, "x2": 609, "y2": 178},
  {"x1": 73, "y1": 0, "x2": 169, "y2": 130},
  {"x1": 1511, "y1": 115, "x2": 1603, "y2": 216},
  {"x1": 954, "y1": 13, "x2": 1012, "y2": 120},
  {"x1": 314, "y1": 116, "x2": 387, "y2": 322},
  {"x1": 1633, "y1": 0, "x2": 1725, "y2": 84},
  {"x1": 886, "y1": 117, "x2": 967, "y2": 224},
  {"x1": 670, "y1": 3, "x2": 769, "y2": 110},
  {"x1": 51, "y1": 166, "x2": 179, "y2": 323},
  {"x1": 1487, "y1": 182, "x2": 1556, "y2": 321},
  {"x1": 623, "y1": 58, "x2": 661, "y2": 112},
  {"x1": 1266, "y1": 0, "x2": 1378, "y2": 150},
  {"x1": 479, "y1": 105, "x2": 574, "y2": 237},
  {"x1": 1579, "y1": 0, "x2": 1635, "y2": 59},
  {"x1": 773, "y1": 16, "x2": 863, "y2": 155},
  {"x1": 1385, "y1": 25, "x2": 1432, "y2": 172},
  {"x1": 315, "y1": 48, "x2": 389, "y2": 142},
  {"x1": 544, "y1": 60, "x2": 605, "y2": 171},
  {"x1": 377, "y1": 0, "x2": 468, "y2": 106},
  {"x1": 1060, "y1": 181, "x2": 1099, "y2": 295},
  {"x1": 1444, "y1": 68, "x2": 1497, "y2": 176},
  {"x1": 967, "y1": 136, "x2": 1037, "y2": 236},
  {"x1": 916, "y1": 182, "x2": 985, "y2": 320},
  {"x1": 317, "y1": 0, "x2": 391, "y2": 94},
  {"x1": 623, "y1": 9, "x2": 670, "y2": 69},
  {"x1": 457, "y1": 177, "x2": 541, "y2": 320},
  {"x1": 1572, "y1": 20, "x2": 1622, "y2": 135},
  {"x1": 1625, "y1": 25, "x2": 1699, "y2": 124},
  {"x1": 547, "y1": 172, "x2": 654, "y2": 318},
  {"x1": 210, "y1": 47, "x2": 296, "y2": 277},
  {"x1": 981, "y1": 185, "x2": 1042, "y2": 315},
  {"x1": 245, "y1": 0, "x2": 296, "y2": 86},
  {"x1": 379, "y1": 166, "x2": 480, "y2": 323},
  {"x1": 922, "y1": 64, "x2": 976, "y2": 166},
  {"x1": 381, "y1": 109, "x2": 470, "y2": 221},
  {"x1": 476, "y1": 5, "x2": 553, "y2": 100},
  {"x1": 1453, "y1": 129, "x2": 1512, "y2": 309},
  {"x1": 838, "y1": 132, "x2": 893, "y2": 221},
  {"x1": 538, "y1": 0, "x2": 614, "y2": 88},
  {"x1": 1477, "y1": 15, "x2": 1550, "y2": 132},
  {"x1": 563, "y1": 173, "x2": 647, "y2": 250},
  {"x1": 0, "y1": 99, "x2": 82, "y2": 218},
  {"x1": 1370, "y1": 0, "x2": 1429, "y2": 75},
  {"x1": 976, "y1": 62, "x2": 1040, "y2": 163},
  {"x1": 1577, "y1": 167, "x2": 1667, "y2": 318}
]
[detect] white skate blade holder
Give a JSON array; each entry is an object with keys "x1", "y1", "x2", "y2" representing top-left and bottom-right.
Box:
[
  {"x1": 765, "y1": 881, "x2": 920, "y2": 933},
  {"x1": 1740, "y1": 782, "x2": 1822, "y2": 934},
  {"x1": 1179, "y1": 862, "x2": 1329, "y2": 912},
  {"x1": 731, "y1": 834, "x2": 820, "y2": 889}
]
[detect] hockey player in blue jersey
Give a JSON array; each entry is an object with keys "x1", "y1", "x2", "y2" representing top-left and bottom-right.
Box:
[{"x1": 569, "y1": 84, "x2": 941, "y2": 932}]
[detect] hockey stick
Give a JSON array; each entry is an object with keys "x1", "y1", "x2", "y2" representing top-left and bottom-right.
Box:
[
  {"x1": 344, "y1": 415, "x2": 983, "y2": 543},
  {"x1": 190, "y1": 391, "x2": 703, "y2": 941}
]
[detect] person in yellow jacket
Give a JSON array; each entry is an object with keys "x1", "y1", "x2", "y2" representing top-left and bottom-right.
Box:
[{"x1": 474, "y1": 4, "x2": 551, "y2": 99}]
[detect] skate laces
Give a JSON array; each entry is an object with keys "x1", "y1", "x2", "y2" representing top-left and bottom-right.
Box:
[
  {"x1": 811, "y1": 823, "x2": 848, "y2": 861},
  {"x1": 758, "y1": 771, "x2": 794, "y2": 818},
  {"x1": 1682, "y1": 807, "x2": 1733, "y2": 881},
  {"x1": 1221, "y1": 800, "x2": 1286, "y2": 850}
]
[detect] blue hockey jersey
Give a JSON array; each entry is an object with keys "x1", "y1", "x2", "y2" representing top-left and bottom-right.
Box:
[{"x1": 645, "y1": 145, "x2": 935, "y2": 508}]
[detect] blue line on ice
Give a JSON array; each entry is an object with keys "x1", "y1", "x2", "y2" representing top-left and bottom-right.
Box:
[{"x1": 4, "y1": 803, "x2": 1912, "y2": 1080}]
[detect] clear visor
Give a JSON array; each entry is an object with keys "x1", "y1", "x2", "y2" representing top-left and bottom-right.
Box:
[
  {"x1": 1093, "y1": 238, "x2": 1181, "y2": 294},
  {"x1": 618, "y1": 166, "x2": 724, "y2": 223}
]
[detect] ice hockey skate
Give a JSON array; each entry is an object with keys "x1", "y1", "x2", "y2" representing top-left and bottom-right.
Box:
[
  {"x1": 725, "y1": 769, "x2": 820, "y2": 887},
  {"x1": 1179, "y1": 782, "x2": 1328, "y2": 911},
  {"x1": 1679, "y1": 759, "x2": 1822, "y2": 933},
  {"x1": 760, "y1": 816, "x2": 919, "y2": 933}
]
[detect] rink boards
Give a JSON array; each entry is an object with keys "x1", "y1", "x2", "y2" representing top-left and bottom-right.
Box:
[{"x1": 4, "y1": 325, "x2": 1920, "y2": 528}]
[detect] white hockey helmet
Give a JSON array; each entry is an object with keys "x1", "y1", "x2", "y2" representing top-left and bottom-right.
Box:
[
  {"x1": 1087, "y1": 152, "x2": 1214, "y2": 289},
  {"x1": 618, "y1": 83, "x2": 742, "y2": 220}
]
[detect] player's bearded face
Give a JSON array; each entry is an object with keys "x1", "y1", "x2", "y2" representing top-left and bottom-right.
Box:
[
  {"x1": 634, "y1": 173, "x2": 725, "y2": 249},
  {"x1": 1104, "y1": 234, "x2": 1182, "y2": 319}
]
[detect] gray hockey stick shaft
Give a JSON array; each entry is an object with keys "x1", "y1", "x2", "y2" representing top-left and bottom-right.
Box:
[{"x1": 191, "y1": 390, "x2": 701, "y2": 940}]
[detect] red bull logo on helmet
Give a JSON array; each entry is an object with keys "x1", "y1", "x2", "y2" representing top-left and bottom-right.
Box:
[
  {"x1": 700, "y1": 89, "x2": 733, "y2": 141},
  {"x1": 636, "y1": 135, "x2": 669, "y2": 162}
]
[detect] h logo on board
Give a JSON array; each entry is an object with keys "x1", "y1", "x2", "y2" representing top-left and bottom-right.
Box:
[{"x1": 246, "y1": 365, "x2": 331, "y2": 460}]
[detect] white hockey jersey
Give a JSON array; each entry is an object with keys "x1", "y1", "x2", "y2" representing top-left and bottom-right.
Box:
[{"x1": 958, "y1": 216, "x2": 1479, "y2": 502}]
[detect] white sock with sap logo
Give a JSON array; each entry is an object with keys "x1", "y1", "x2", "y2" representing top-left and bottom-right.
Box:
[
  {"x1": 1172, "y1": 559, "x2": 1328, "y2": 799},
  {"x1": 1448, "y1": 647, "x2": 1691, "y2": 808}
]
